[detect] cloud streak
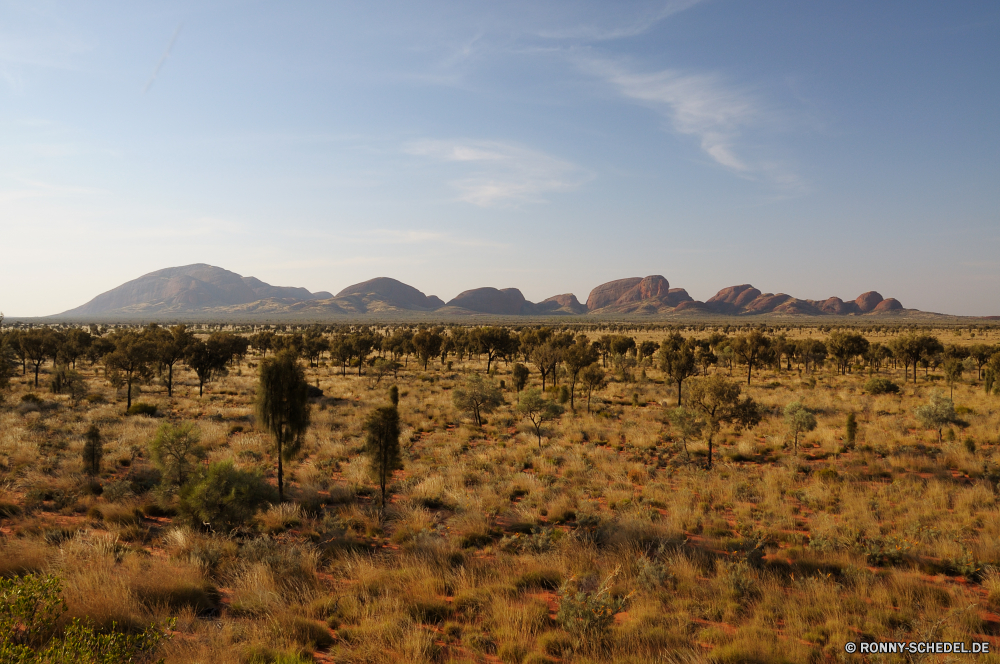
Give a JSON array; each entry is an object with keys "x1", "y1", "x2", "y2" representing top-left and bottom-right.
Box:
[
  {"x1": 535, "y1": 0, "x2": 704, "y2": 41},
  {"x1": 404, "y1": 139, "x2": 590, "y2": 206},
  {"x1": 585, "y1": 59, "x2": 758, "y2": 172},
  {"x1": 143, "y1": 23, "x2": 183, "y2": 95}
]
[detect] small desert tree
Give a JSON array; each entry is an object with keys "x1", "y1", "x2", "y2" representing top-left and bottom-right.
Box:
[
  {"x1": 453, "y1": 373, "x2": 503, "y2": 426},
  {"x1": 363, "y1": 404, "x2": 402, "y2": 517},
  {"x1": 942, "y1": 358, "x2": 964, "y2": 399},
  {"x1": 668, "y1": 407, "x2": 703, "y2": 460},
  {"x1": 914, "y1": 390, "x2": 959, "y2": 443},
  {"x1": 733, "y1": 330, "x2": 772, "y2": 385},
  {"x1": 151, "y1": 324, "x2": 194, "y2": 397},
  {"x1": 562, "y1": 336, "x2": 597, "y2": 411},
  {"x1": 255, "y1": 350, "x2": 311, "y2": 502},
  {"x1": 412, "y1": 329, "x2": 443, "y2": 371},
  {"x1": 512, "y1": 363, "x2": 530, "y2": 402},
  {"x1": 580, "y1": 363, "x2": 606, "y2": 413},
  {"x1": 845, "y1": 412, "x2": 857, "y2": 449},
  {"x1": 517, "y1": 388, "x2": 564, "y2": 448},
  {"x1": 20, "y1": 328, "x2": 54, "y2": 388},
  {"x1": 472, "y1": 326, "x2": 515, "y2": 374},
  {"x1": 784, "y1": 401, "x2": 817, "y2": 455},
  {"x1": 82, "y1": 425, "x2": 103, "y2": 475},
  {"x1": 150, "y1": 421, "x2": 205, "y2": 487},
  {"x1": 688, "y1": 375, "x2": 762, "y2": 469},
  {"x1": 658, "y1": 332, "x2": 697, "y2": 406},
  {"x1": 250, "y1": 330, "x2": 275, "y2": 359},
  {"x1": 104, "y1": 330, "x2": 156, "y2": 412}
]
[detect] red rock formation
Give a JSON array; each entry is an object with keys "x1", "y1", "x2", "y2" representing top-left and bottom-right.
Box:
[
  {"x1": 537, "y1": 293, "x2": 587, "y2": 314},
  {"x1": 447, "y1": 287, "x2": 527, "y2": 315},
  {"x1": 773, "y1": 299, "x2": 822, "y2": 315},
  {"x1": 743, "y1": 293, "x2": 793, "y2": 313},
  {"x1": 873, "y1": 298, "x2": 903, "y2": 312},
  {"x1": 817, "y1": 297, "x2": 861, "y2": 315},
  {"x1": 336, "y1": 277, "x2": 444, "y2": 310},
  {"x1": 665, "y1": 288, "x2": 694, "y2": 307},
  {"x1": 854, "y1": 291, "x2": 884, "y2": 313},
  {"x1": 586, "y1": 277, "x2": 643, "y2": 310}
]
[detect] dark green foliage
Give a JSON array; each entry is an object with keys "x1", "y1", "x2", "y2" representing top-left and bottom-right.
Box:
[
  {"x1": 255, "y1": 350, "x2": 311, "y2": 502},
  {"x1": 845, "y1": 412, "x2": 857, "y2": 448},
  {"x1": 362, "y1": 406, "x2": 402, "y2": 514},
  {"x1": 0, "y1": 574, "x2": 167, "y2": 663},
  {"x1": 180, "y1": 461, "x2": 278, "y2": 529},
  {"x1": 388, "y1": 384, "x2": 399, "y2": 407},
  {"x1": 126, "y1": 402, "x2": 157, "y2": 416},
  {"x1": 149, "y1": 421, "x2": 204, "y2": 486},
  {"x1": 864, "y1": 377, "x2": 900, "y2": 395},
  {"x1": 515, "y1": 569, "x2": 562, "y2": 591},
  {"x1": 453, "y1": 373, "x2": 503, "y2": 427},
  {"x1": 513, "y1": 363, "x2": 529, "y2": 396},
  {"x1": 82, "y1": 425, "x2": 103, "y2": 476},
  {"x1": 0, "y1": 574, "x2": 65, "y2": 650}
]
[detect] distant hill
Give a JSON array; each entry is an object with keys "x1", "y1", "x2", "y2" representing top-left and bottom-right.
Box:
[
  {"x1": 62, "y1": 264, "x2": 333, "y2": 316},
  {"x1": 56, "y1": 264, "x2": 928, "y2": 319}
]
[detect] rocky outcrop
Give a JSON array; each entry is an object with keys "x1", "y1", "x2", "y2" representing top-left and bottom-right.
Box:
[
  {"x1": 680, "y1": 285, "x2": 905, "y2": 317},
  {"x1": 586, "y1": 277, "x2": 644, "y2": 311},
  {"x1": 874, "y1": 298, "x2": 903, "y2": 312},
  {"x1": 336, "y1": 277, "x2": 444, "y2": 311},
  {"x1": 585, "y1": 275, "x2": 690, "y2": 313},
  {"x1": 855, "y1": 291, "x2": 884, "y2": 313},
  {"x1": 243, "y1": 276, "x2": 332, "y2": 301},
  {"x1": 447, "y1": 287, "x2": 529, "y2": 315},
  {"x1": 62, "y1": 264, "x2": 309, "y2": 315},
  {"x1": 57, "y1": 265, "x2": 915, "y2": 319},
  {"x1": 536, "y1": 294, "x2": 587, "y2": 315},
  {"x1": 816, "y1": 297, "x2": 860, "y2": 315}
]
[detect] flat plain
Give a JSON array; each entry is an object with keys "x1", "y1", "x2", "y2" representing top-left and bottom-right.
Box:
[{"x1": 2, "y1": 322, "x2": 1000, "y2": 663}]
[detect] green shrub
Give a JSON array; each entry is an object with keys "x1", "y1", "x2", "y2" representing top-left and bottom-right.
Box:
[
  {"x1": 180, "y1": 461, "x2": 278, "y2": 529},
  {"x1": 514, "y1": 569, "x2": 562, "y2": 591},
  {"x1": 863, "y1": 377, "x2": 900, "y2": 395},
  {"x1": 127, "y1": 402, "x2": 158, "y2": 416},
  {"x1": 556, "y1": 567, "x2": 632, "y2": 640},
  {"x1": 0, "y1": 574, "x2": 167, "y2": 661}
]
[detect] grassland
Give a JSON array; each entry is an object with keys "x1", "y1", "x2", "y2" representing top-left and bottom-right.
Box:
[{"x1": 2, "y1": 323, "x2": 1000, "y2": 663}]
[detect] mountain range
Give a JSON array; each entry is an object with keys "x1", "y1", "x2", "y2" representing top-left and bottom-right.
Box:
[
  {"x1": 58, "y1": 264, "x2": 913, "y2": 319},
  {"x1": 52, "y1": 263, "x2": 907, "y2": 318}
]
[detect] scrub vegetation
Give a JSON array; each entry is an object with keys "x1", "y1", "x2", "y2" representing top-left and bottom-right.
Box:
[{"x1": 2, "y1": 317, "x2": 1000, "y2": 663}]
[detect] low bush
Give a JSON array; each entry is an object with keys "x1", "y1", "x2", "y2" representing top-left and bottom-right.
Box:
[
  {"x1": 179, "y1": 461, "x2": 278, "y2": 530},
  {"x1": 864, "y1": 377, "x2": 900, "y2": 395},
  {"x1": 126, "y1": 402, "x2": 158, "y2": 416}
]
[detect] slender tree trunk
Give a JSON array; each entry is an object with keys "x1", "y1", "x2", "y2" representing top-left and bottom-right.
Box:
[
  {"x1": 167, "y1": 364, "x2": 173, "y2": 397},
  {"x1": 569, "y1": 375, "x2": 577, "y2": 411},
  {"x1": 676, "y1": 379, "x2": 682, "y2": 406},
  {"x1": 706, "y1": 433, "x2": 713, "y2": 469},
  {"x1": 126, "y1": 377, "x2": 133, "y2": 411},
  {"x1": 277, "y1": 430, "x2": 284, "y2": 502}
]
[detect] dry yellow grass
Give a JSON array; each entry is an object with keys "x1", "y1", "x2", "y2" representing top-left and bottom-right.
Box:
[{"x1": 1, "y1": 322, "x2": 1000, "y2": 662}]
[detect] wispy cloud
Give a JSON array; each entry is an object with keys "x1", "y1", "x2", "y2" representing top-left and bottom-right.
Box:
[
  {"x1": 535, "y1": 0, "x2": 704, "y2": 41},
  {"x1": 404, "y1": 139, "x2": 590, "y2": 206},
  {"x1": 585, "y1": 59, "x2": 757, "y2": 172},
  {"x1": 143, "y1": 23, "x2": 183, "y2": 95},
  {"x1": 0, "y1": 179, "x2": 107, "y2": 204}
]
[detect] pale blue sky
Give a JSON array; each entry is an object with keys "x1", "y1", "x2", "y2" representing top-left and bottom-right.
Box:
[{"x1": 2, "y1": 1, "x2": 998, "y2": 316}]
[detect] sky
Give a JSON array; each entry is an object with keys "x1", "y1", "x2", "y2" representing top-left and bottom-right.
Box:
[{"x1": 2, "y1": 0, "x2": 999, "y2": 317}]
